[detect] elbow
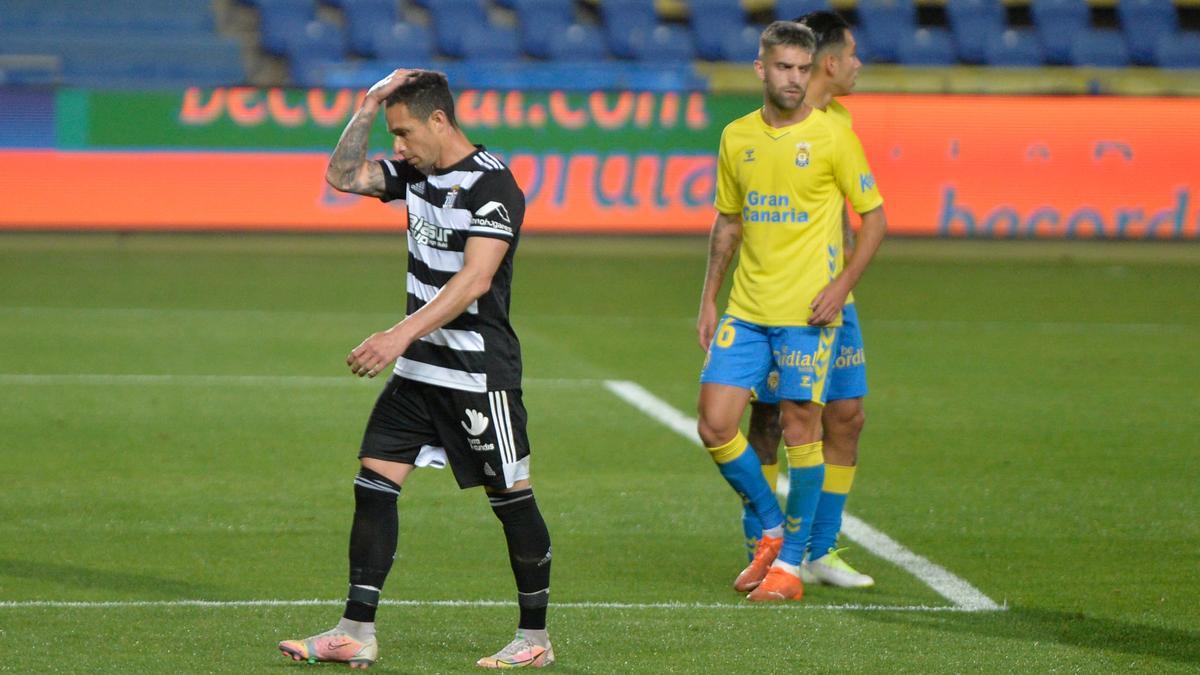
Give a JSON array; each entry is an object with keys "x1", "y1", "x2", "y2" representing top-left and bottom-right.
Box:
[
  {"x1": 469, "y1": 276, "x2": 494, "y2": 299},
  {"x1": 325, "y1": 168, "x2": 348, "y2": 193}
]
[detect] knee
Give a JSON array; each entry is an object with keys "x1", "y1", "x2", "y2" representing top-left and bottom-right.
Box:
[
  {"x1": 696, "y1": 416, "x2": 735, "y2": 448},
  {"x1": 826, "y1": 404, "x2": 866, "y2": 443},
  {"x1": 779, "y1": 405, "x2": 822, "y2": 445}
]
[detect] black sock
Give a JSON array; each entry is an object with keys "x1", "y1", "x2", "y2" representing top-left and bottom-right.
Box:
[
  {"x1": 343, "y1": 468, "x2": 401, "y2": 623},
  {"x1": 489, "y1": 489, "x2": 552, "y2": 631}
]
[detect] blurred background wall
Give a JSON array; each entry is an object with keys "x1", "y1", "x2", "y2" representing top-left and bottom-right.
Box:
[{"x1": 1, "y1": 0, "x2": 1198, "y2": 238}]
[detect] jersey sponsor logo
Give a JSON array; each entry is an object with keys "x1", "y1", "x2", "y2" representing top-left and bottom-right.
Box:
[
  {"x1": 475, "y1": 201, "x2": 511, "y2": 223},
  {"x1": 471, "y1": 217, "x2": 513, "y2": 234},
  {"x1": 795, "y1": 141, "x2": 811, "y2": 168},
  {"x1": 462, "y1": 408, "x2": 490, "y2": 436},
  {"x1": 409, "y1": 213, "x2": 453, "y2": 249},
  {"x1": 741, "y1": 192, "x2": 809, "y2": 223},
  {"x1": 859, "y1": 173, "x2": 876, "y2": 192}
]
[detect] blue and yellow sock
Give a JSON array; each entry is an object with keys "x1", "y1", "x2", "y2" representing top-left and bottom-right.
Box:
[
  {"x1": 779, "y1": 441, "x2": 824, "y2": 566},
  {"x1": 808, "y1": 464, "x2": 855, "y2": 561},
  {"x1": 708, "y1": 433, "x2": 784, "y2": 533},
  {"x1": 741, "y1": 459, "x2": 780, "y2": 560}
]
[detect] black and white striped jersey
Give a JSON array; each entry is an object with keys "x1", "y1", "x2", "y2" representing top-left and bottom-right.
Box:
[{"x1": 376, "y1": 146, "x2": 525, "y2": 393}]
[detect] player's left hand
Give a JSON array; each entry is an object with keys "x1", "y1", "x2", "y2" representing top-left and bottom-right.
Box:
[
  {"x1": 347, "y1": 329, "x2": 409, "y2": 378},
  {"x1": 808, "y1": 280, "x2": 850, "y2": 326}
]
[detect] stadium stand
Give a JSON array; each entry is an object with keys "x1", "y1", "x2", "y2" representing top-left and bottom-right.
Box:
[
  {"x1": 0, "y1": 0, "x2": 245, "y2": 87},
  {"x1": 1, "y1": 0, "x2": 1198, "y2": 90}
]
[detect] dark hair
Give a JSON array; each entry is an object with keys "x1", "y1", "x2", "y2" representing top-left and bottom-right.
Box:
[
  {"x1": 759, "y1": 20, "x2": 816, "y2": 57},
  {"x1": 795, "y1": 11, "x2": 851, "y2": 57},
  {"x1": 384, "y1": 70, "x2": 457, "y2": 127}
]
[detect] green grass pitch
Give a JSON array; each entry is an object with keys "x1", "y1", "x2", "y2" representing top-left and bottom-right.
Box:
[{"x1": 1, "y1": 233, "x2": 1198, "y2": 672}]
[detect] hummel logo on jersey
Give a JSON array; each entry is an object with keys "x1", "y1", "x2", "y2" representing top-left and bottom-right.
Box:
[
  {"x1": 483, "y1": 462, "x2": 496, "y2": 477},
  {"x1": 462, "y1": 409, "x2": 489, "y2": 436},
  {"x1": 475, "y1": 201, "x2": 511, "y2": 223},
  {"x1": 743, "y1": 148, "x2": 755, "y2": 162},
  {"x1": 785, "y1": 515, "x2": 804, "y2": 533}
]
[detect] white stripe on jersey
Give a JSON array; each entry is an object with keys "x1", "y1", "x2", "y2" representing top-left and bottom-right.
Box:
[
  {"x1": 480, "y1": 151, "x2": 505, "y2": 170},
  {"x1": 382, "y1": 160, "x2": 400, "y2": 177},
  {"x1": 474, "y1": 153, "x2": 502, "y2": 171},
  {"x1": 469, "y1": 223, "x2": 515, "y2": 239},
  {"x1": 410, "y1": 239, "x2": 465, "y2": 273},
  {"x1": 426, "y1": 170, "x2": 485, "y2": 191},
  {"x1": 407, "y1": 192, "x2": 471, "y2": 231},
  {"x1": 420, "y1": 327, "x2": 485, "y2": 352},
  {"x1": 393, "y1": 357, "x2": 487, "y2": 392},
  {"x1": 407, "y1": 273, "x2": 478, "y2": 314}
]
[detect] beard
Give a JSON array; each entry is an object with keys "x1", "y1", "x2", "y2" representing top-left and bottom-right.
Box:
[{"x1": 766, "y1": 85, "x2": 805, "y2": 112}]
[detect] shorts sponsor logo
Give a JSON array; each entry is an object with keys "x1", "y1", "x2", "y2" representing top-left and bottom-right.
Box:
[
  {"x1": 835, "y1": 346, "x2": 866, "y2": 369},
  {"x1": 462, "y1": 409, "x2": 489, "y2": 436}
]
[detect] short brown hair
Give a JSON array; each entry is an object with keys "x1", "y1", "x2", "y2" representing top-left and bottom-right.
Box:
[{"x1": 759, "y1": 20, "x2": 817, "y2": 58}]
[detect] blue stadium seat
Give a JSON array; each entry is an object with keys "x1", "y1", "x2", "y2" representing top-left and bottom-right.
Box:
[
  {"x1": 429, "y1": 0, "x2": 488, "y2": 58},
  {"x1": 984, "y1": 28, "x2": 1044, "y2": 66},
  {"x1": 719, "y1": 24, "x2": 762, "y2": 62},
  {"x1": 547, "y1": 24, "x2": 609, "y2": 61},
  {"x1": 341, "y1": 0, "x2": 399, "y2": 56},
  {"x1": 1117, "y1": 0, "x2": 1179, "y2": 65},
  {"x1": 630, "y1": 24, "x2": 698, "y2": 63},
  {"x1": 600, "y1": 0, "x2": 658, "y2": 59},
  {"x1": 460, "y1": 23, "x2": 521, "y2": 62},
  {"x1": 1154, "y1": 30, "x2": 1200, "y2": 68},
  {"x1": 857, "y1": 0, "x2": 917, "y2": 63},
  {"x1": 0, "y1": 35, "x2": 245, "y2": 87},
  {"x1": 774, "y1": 0, "x2": 833, "y2": 21},
  {"x1": 946, "y1": 0, "x2": 1007, "y2": 64},
  {"x1": 690, "y1": 0, "x2": 748, "y2": 61},
  {"x1": 284, "y1": 20, "x2": 347, "y2": 72},
  {"x1": 0, "y1": 0, "x2": 216, "y2": 34},
  {"x1": 1069, "y1": 29, "x2": 1131, "y2": 66},
  {"x1": 257, "y1": 0, "x2": 317, "y2": 56},
  {"x1": 515, "y1": 0, "x2": 575, "y2": 59},
  {"x1": 1031, "y1": 0, "x2": 1090, "y2": 65},
  {"x1": 897, "y1": 27, "x2": 956, "y2": 65},
  {"x1": 372, "y1": 22, "x2": 435, "y2": 64}
]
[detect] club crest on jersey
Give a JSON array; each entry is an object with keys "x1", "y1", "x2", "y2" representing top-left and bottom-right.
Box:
[
  {"x1": 794, "y1": 142, "x2": 811, "y2": 168},
  {"x1": 443, "y1": 185, "x2": 461, "y2": 209}
]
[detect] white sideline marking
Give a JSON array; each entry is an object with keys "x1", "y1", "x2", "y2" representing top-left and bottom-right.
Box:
[
  {"x1": 0, "y1": 599, "x2": 983, "y2": 612},
  {"x1": 0, "y1": 374, "x2": 599, "y2": 388},
  {"x1": 602, "y1": 379, "x2": 1003, "y2": 613}
]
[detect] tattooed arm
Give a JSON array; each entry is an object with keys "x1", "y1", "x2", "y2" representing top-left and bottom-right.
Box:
[
  {"x1": 697, "y1": 211, "x2": 743, "y2": 352},
  {"x1": 325, "y1": 69, "x2": 413, "y2": 197}
]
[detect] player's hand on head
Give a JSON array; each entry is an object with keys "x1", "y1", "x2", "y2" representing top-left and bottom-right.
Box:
[{"x1": 366, "y1": 68, "x2": 418, "y2": 105}]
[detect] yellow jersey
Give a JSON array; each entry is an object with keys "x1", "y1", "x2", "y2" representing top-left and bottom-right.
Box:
[{"x1": 714, "y1": 106, "x2": 882, "y2": 326}]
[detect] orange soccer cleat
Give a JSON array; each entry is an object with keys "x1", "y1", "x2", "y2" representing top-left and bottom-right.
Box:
[{"x1": 733, "y1": 534, "x2": 783, "y2": 592}]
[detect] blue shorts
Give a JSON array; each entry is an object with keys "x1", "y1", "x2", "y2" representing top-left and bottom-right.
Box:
[
  {"x1": 700, "y1": 315, "x2": 838, "y2": 405},
  {"x1": 752, "y1": 303, "x2": 868, "y2": 405}
]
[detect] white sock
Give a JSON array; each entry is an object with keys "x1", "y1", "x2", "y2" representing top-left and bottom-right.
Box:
[
  {"x1": 519, "y1": 628, "x2": 550, "y2": 647},
  {"x1": 762, "y1": 525, "x2": 784, "y2": 539},
  {"x1": 337, "y1": 617, "x2": 376, "y2": 642},
  {"x1": 772, "y1": 560, "x2": 802, "y2": 577}
]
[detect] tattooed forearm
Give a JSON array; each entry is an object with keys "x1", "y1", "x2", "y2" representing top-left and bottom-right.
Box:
[
  {"x1": 702, "y1": 213, "x2": 742, "y2": 303},
  {"x1": 326, "y1": 103, "x2": 384, "y2": 195}
]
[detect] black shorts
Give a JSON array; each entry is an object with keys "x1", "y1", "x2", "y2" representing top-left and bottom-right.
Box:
[{"x1": 359, "y1": 375, "x2": 531, "y2": 490}]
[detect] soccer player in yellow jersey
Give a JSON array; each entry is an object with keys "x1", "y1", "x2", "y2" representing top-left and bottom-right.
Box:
[
  {"x1": 696, "y1": 21, "x2": 887, "y2": 601},
  {"x1": 742, "y1": 11, "x2": 879, "y2": 589}
]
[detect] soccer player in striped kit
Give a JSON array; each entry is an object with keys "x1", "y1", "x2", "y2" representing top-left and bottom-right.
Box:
[{"x1": 279, "y1": 69, "x2": 553, "y2": 669}]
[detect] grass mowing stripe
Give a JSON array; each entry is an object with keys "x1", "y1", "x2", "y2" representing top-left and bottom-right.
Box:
[
  {"x1": 602, "y1": 379, "x2": 1005, "y2": 613},
  {"x1": 0, "y1": 599, "x2": 983, "y2": 612},
  {"x1": 0, "y1": 374, "x2": 602, "y2": 387}
]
